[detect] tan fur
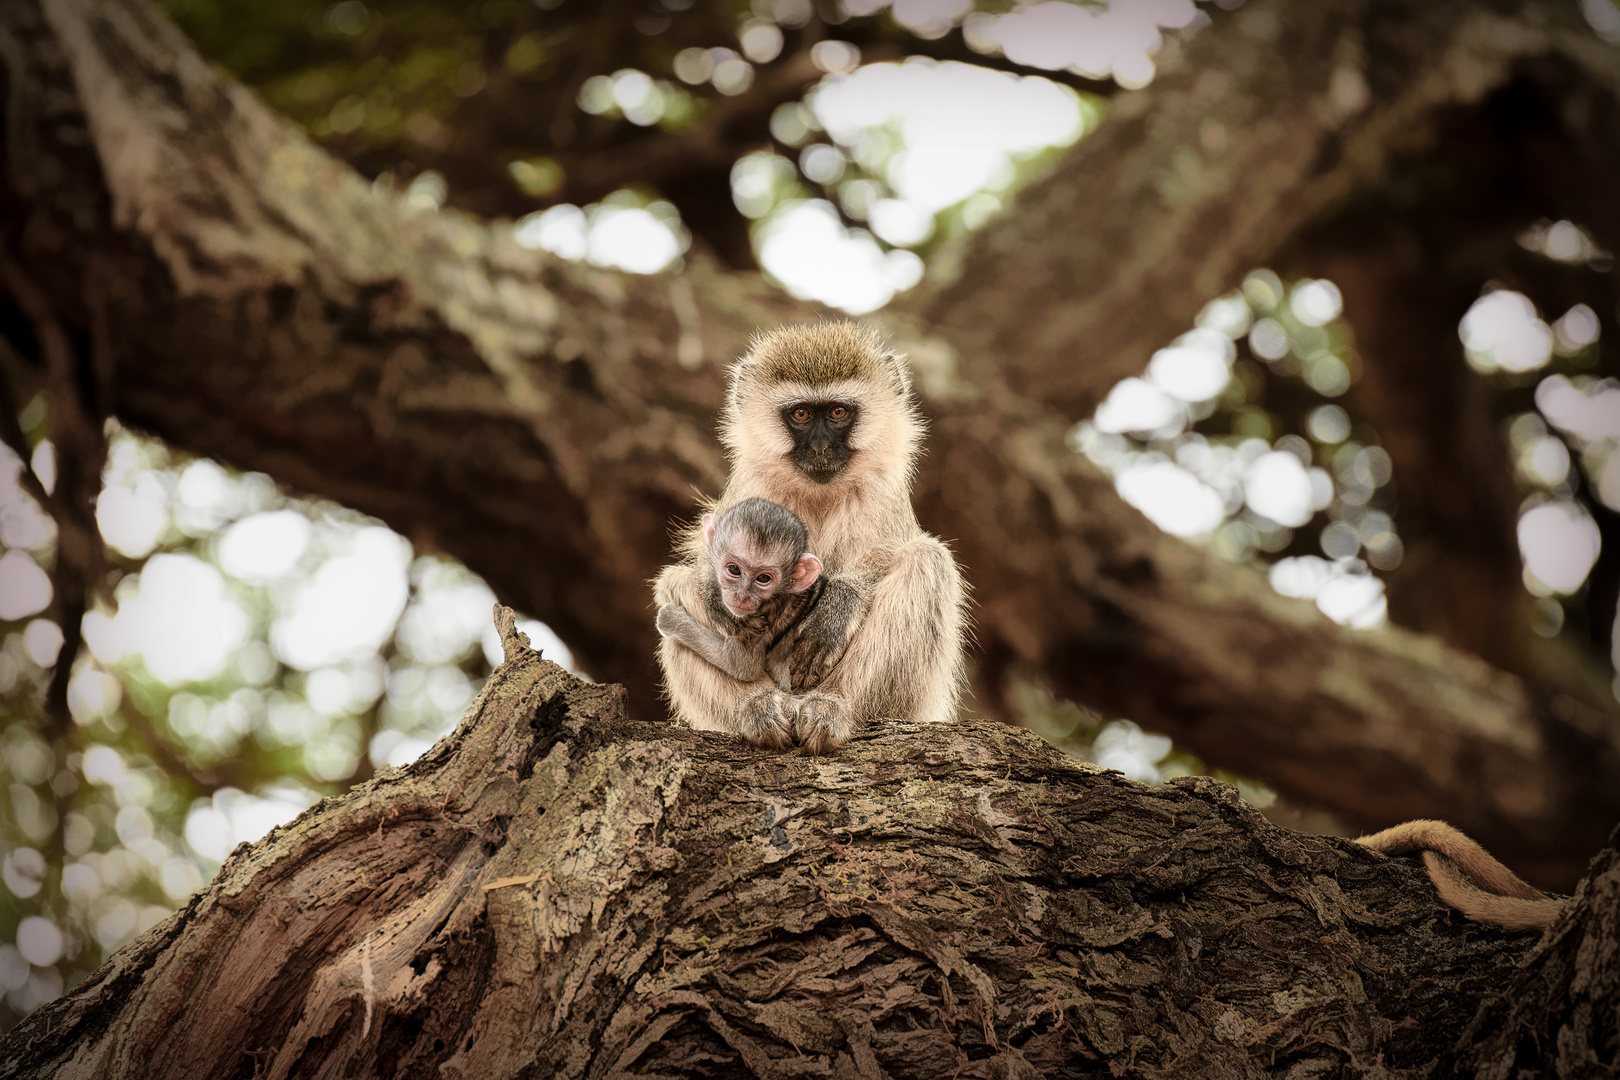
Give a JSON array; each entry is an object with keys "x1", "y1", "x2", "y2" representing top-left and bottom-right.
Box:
[
  {"x1": 656, "y1": 321, "x2": 967, "y2": 750},
  {"x1": 1357, "y1": 819, "x2": 1566, "y2": 931}
]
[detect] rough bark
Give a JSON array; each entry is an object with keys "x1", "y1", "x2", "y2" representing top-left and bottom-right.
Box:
[
  {"x1": 1448, "y1": 826, "x2": 1620, "y2": 1078},
  {"x1": 1, "y1": 0, "x2": 1618, "y2": 889},
  {"x1": 4, "y1": 607, "x2": 1611, "y2": 1080}
]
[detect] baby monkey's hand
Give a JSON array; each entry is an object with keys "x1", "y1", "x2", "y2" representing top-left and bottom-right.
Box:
[{"x1": 655, "y1": 603, "x2": 697, "y2": 639}]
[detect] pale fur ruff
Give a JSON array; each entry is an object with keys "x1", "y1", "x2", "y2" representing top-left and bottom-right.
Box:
[{"x1": 710, "y1": 327, "x2": 924, "y2": 572}]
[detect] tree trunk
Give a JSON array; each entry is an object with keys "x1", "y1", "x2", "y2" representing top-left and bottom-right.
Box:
[
  {"x1": 2, "y1": 0, "x2": 1618, "y2": 890},
  {"x1": 1, "y1": 607, "x2": 1609, "y2": 1079},
  {"x1": 1450, "y1": 832, "x2": 1620, "y2": 1078}
]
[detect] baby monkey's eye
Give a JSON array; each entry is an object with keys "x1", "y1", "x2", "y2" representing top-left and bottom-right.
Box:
[
  {"x1": 755, "y1": 574, "x2": 773, "y2": 586},
  {"x1": 726, "y1": 564, "x2": 742, "y2": 577}
]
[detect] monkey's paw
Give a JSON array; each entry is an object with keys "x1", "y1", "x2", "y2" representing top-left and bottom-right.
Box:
[
  {"x1": 655, "y1": 604, "x2": 690, "y2": 639},
  {"x1": 737, "y1": 690, "x2": 795, "y2": 751},
  {"x1": 793, "y1": 693, "x2": 854, "y2": 756}
]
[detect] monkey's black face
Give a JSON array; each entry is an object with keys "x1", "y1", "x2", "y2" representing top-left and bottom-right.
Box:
[{"x1": 782, "y1": 401, "x2": 858, "y2": 484}]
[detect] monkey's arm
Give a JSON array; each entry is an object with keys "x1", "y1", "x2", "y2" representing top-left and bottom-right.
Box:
[
  {"x1": 794, "y1": 535, "x2": 967, "y2": 754},
  {"x1": 656, "y1": 604, "x2": 765, "y2": 682},
  {"x1": 1357, "y1": 820, "x2": 1566, "y2": 931},
  {"x1": 784, "y1": 575, "x2": 868, "y2": 692}
]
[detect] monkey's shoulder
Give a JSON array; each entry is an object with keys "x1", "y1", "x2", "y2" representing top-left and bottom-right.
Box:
[{"x1": 770, "y1": 577, "x2": 823, "y2": 631}]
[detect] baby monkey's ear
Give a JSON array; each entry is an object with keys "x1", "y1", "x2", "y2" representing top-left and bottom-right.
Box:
[
  {"x1": 700, "y1": 512, "x2": 717, "y2": 550},
  {"x1": 787, "y1": 552, "x2": 823, "y2": 593}
]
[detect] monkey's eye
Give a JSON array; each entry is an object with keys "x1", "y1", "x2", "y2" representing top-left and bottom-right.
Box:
[
  {"x1": 726, "y1": 564, "x2": 742, "y2": 577},
  {"x1": 755, "y1": 574, "x2": 773, "y2": 586},
  {"x1": 828, "y1": 405, "x2": 848, "y2": 421},
  {"x1": 790, "y1": 406, "x2": 811, "y2": 424}
]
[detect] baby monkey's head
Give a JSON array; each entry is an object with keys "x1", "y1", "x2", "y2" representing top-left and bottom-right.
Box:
[{"x1": 702, "y1": 497, "x2": 823, "y2": 618}]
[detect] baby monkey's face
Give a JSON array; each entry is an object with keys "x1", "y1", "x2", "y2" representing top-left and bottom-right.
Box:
[
  {"x1": 701, "y1": 504, "x2": 824, "y2": 620},
  {"x1": 711, "y1": 540, "x2": 795, "y2": 618}
]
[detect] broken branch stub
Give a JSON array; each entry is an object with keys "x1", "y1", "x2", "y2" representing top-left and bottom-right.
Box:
[
  {"x1": 0, "y1": 613, "x2": 1558, "y2": 1078},
  {"x1": 494, "y1": 602, "x2": 531, "y2": 665}
]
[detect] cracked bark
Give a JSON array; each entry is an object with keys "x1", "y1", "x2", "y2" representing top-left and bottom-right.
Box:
[
  {"x1": 1, "y1": 609, "x2": 1610, "y2": 1079},
  {"x1": 1, "y1": 0, "x2": 1618, "y2": 909}
]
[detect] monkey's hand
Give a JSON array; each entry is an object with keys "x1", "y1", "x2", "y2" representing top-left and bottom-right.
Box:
[
  {"x1": 786, "y1": 578, "x2": 863, "y2": 692},
  {"x1": 793, "y1": 693, "x2": 855, "y2": 755},
  {"x1": 737, "y1": 690, "x2": 796, "y2": 751},
  {"x1": 655, "y1": 603, "x2": 697, "y2": 640},
  {"x1": 660, "y1": 604, "x2": 764, "y2": 682}
]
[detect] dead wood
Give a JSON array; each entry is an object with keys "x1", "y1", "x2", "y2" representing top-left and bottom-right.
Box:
[
  {"x1": 1447, "y1": 827, "x2": 1620, "y2": 1077},
  {"x1": 7, "y1": 607, "x2": 1610, "y2": 1079}
]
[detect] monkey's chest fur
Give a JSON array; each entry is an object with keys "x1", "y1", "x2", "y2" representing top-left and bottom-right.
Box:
[{"x1": 703, "y1": 577, "x2": 825, "y2": 652}]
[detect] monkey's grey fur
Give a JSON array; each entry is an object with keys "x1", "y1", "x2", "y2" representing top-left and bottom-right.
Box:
[
  {"x1": 653, "y1": 322, "x2": 967, "y2": 754},
  {"x1": 656, "y1": 498, "x2": 824, "y2": 687}
]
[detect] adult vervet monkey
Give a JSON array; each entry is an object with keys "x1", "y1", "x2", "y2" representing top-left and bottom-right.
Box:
[{"x1": 654, "y1": 322, "x2": 966, "y2": 754}]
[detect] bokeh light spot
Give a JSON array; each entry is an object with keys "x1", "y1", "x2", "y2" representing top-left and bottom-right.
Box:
[
  {"x1": 1115, "y1": 460, "x2": 1226, "y2": 537},
  {"x1": 1518, "y1": 500, "x2": 1601, "y2": 595},
  {"x1": 219, "y1": 511, "x2": 311, "y2": 584},
  {"x1": 1460, "y1": 290, "x2": 1553, "y2": 374},
  {"x1": 15, "y1": 916, "x2": 63, "y2": 967},
  {"x1": 114, "y1": 554, "x2": 249, "y2": 685},
  {"x1": 271, "y1": 527, "x2": 410, "y2": 670},
  {"x1": 1244, "y1": 451, "x2": 1315, "y2": 528},
  {"x1": 0, "y1": 551, "x2": 52, "y2": 620}
]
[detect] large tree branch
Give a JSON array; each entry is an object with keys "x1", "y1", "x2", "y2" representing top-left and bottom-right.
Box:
[
  {"x1": 912, "y1": 0, "x2": 1620, "y2": 415},
  {"x1": 3, "y1": 0, "x2": 1617, "y2": 887},
  {"x1": 0, "y1": 615, "x2": 1595, "y2": 1078},
  {"x1": 914, "y1": 403, "x2": 1619, "y2": 889}
]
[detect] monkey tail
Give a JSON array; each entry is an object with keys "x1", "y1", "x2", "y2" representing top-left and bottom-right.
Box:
[
  {"x1": 1416, "y1": 852, "x2": 1567, "y2": 932},
  {"x1": 1356, "y1": 819, "x2": 1565, "y2": 931}
]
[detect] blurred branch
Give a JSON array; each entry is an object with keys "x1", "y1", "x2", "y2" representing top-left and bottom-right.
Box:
[
  {"x1": 6, "y1": 0, "x2": 1619, "y2": 889},
  {"x1": 551, "y1": 49, "x2": 827, "y2": 268},
  {"x1": 0, "y1": 335, "x2": 50, "y2": 511},
  {"x1": 0, "y1": 252, "x2": 108, "y2": 736},
  {"x1": 118, "y1": 696, "x2": 260, "y2": 797},
  {"x1": 833, "y1": 16, "x2": 1120, "y2": 98},
  {"x1": 906, "y1": 1, "x2": 1620, "y2": 418},
  {"x1": 290, "y1": 2, "x2": 1116, "y2": 264}
]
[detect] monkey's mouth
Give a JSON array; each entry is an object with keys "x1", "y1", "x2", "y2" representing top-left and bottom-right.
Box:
[
  {"x1": 725, "y1": 598, "x2": 759, "y2": 617},
  {"x1": 796, "y1": 461, "x2": 845, "y2": 484},
  {"x1": 789, "y1": 442, "x2": 852, "y2": 484}
]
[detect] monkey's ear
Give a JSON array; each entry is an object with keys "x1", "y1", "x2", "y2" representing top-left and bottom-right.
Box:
[
  {"x1": 700, "y1": 513, "x2": 717, "y2": 550},
  {"x1": 882, "y1": 352, "x2": 913, "y2": 396},
  {"x1": 787, "y1": 552, "x2": 823, "y2": 593}
]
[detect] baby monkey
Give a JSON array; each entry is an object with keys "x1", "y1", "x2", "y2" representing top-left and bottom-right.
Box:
[{"x1": 656, "y1": 498, "x2": 824, "y2": 688}]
